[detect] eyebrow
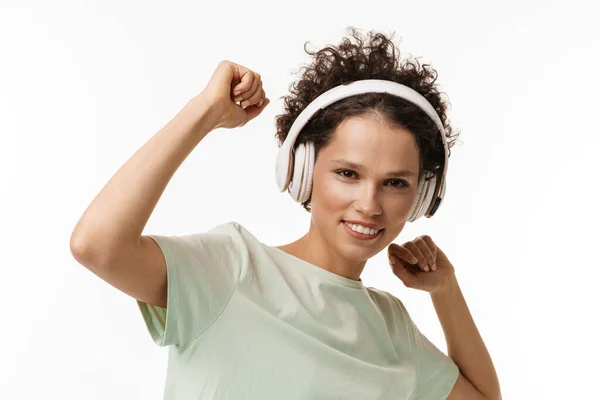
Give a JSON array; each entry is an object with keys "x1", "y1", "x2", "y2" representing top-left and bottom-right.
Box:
[{"x1": 330, "y1": 159, "x2": 417, "y2": 177}]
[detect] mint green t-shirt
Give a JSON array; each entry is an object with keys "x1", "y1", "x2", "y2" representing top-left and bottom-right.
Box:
[{"x1": 137, "y1": 221, "x2": 459, "y2": 399}]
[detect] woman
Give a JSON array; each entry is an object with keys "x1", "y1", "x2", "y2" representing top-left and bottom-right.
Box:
[{"x1": 70, "y1": 28, "x2": 501, "y2": 399}]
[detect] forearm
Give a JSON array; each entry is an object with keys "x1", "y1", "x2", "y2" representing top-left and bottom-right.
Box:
[
  {"x1": 70, "y1": 94, "x2": 217, "y2": 266},
  {"x1": 431, "y1": 275, "x2": 501, "y2": 400}
]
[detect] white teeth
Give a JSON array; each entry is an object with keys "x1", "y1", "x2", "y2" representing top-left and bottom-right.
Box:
[{"x1": 346, "y1": 222, "x2": 380, "y2": 235}]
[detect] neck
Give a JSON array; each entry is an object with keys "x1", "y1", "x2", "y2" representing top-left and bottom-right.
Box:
[{"x1": 280, "y1": 220, "x2": 367, "y2": 281}]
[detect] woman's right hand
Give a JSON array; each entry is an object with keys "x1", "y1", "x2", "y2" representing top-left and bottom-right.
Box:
[{"x1": 199, "y1": 60, "x2": 270, "y2": 130}]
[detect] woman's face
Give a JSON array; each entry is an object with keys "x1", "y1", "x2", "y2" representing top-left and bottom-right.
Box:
[{"x1": 309, "y1": 113, "x2": 421, "y2": 263}]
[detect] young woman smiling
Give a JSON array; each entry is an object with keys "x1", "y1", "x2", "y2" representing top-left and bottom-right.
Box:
[{"x1": 71, "y1": 28, "x2": 501, "y2": 400}]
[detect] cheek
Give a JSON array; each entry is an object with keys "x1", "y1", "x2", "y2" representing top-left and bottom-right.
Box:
[
  {"x1": 387, "y1": 195, "x2": 418, "y2": 225},
  {"x1": 312, "y1": 175, "x2": 352, "y2": 212}
]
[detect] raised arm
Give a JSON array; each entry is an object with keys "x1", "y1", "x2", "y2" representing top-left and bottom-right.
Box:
[{"x1": 69, "y1": 60, "x2": 269, "y2": 307}]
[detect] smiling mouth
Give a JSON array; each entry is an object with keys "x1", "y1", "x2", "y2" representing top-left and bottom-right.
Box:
[{"x1": 342, "y1": 221, "x2": 384, "y2": 239}]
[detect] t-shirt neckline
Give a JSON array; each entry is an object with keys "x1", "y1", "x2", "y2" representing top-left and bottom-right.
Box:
[{"x1": 268, "y1": 246, "x2": 365, "y2": 289}]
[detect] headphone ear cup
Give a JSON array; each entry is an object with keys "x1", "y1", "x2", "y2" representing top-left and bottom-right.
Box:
[
  {"x1": 408, "y1": 172, "x2": 434, "y2": 222},
  {"x1": 288, "y1": 142, "x2": 315, "y2": 204},
  {"x1": 409, "y1": 174, "x2": 438, "y2": 222},
  {"x1": 418, "y1": 176, "x2": 437, "y2": 218},
  {"x1": 408, "y1": 174, "x2": 426, "y2": 222},
  {"x1": 298, "y1": 142, "x2": 315, "y2": 203},
  {"x1": 289, "y1": 143, "x2": 309, "y2": 202},
  {"x1": 434, "y1": 178, "x2": 446, "y2": 212}
]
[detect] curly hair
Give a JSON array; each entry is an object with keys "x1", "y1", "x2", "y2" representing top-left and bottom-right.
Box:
[{"x1": 274, "y1": 27, "x2": 461, "y2": 213}]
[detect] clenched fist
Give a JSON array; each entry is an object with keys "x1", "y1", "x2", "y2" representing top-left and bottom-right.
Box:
[{"x1": 200, "y1": 60, "x2": 270, "y2": 130}]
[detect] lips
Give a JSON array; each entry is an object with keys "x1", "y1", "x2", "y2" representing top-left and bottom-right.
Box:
[
  {"x1": 343, "y1": 219, "x2": 383, "y2": 229},
  {"x1": 342, "y1": 221, "x2": 384, "y2": 240},
  {"x1": 342, "y1": 220, "x2": 384, "y2": 231}
]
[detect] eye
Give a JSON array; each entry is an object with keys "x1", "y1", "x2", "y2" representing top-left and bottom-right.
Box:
[
  {"x1": 336, "y1": 169, "x2": 356, "y2": 179},
  {"x1": 386, "y1": 179, "x2": 410, "y2": 189},
  {"x1": 337, "y1": 170, "x2": 409, "y2": 189}
]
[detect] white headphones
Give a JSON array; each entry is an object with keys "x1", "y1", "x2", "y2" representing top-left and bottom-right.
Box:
[{"x1": 274, "y1": 79, "x2": 450, "y2": 222}]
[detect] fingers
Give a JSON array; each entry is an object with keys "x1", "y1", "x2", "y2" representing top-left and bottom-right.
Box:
[
  {"x1": 421, "y1": 236, "x2": 437, "y2": 263},
  {"x1": 257, "y1": 88, "x2": 266, "y2": 106},
  {"x1": 389, "y1": 240, "x2": 435, "y2": 272},
  {"x1": 388, "y1": 244, "x2": 418, "y2": 266},
  {"x1": 225, "y1": 61, "x2": 252, "y2": 92},
  {"x1": 243, "y1": 80, "x2": 263, "y2": 107},
  {"x1": 411, "y1": 238, "x2": 437, "y2": 271},
  {"x1": 404, "y1": 242, "x2": 428, "y2": 271},
  {"x1": 232, "y1": 71, "x2": 263, "y2": 107},
  {"x1": 244, "y1": 89, "x2": 269, "y2": 120},
  {"x1": 215, "y1": 60, "x2": 251, "y2": 91}
]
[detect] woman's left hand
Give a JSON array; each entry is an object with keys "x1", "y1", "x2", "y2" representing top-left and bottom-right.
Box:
[{"x1": 387, "y1": 235, "x2": 456, "y2": 294}]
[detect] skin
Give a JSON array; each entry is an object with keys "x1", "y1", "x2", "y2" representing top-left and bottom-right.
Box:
[{"x1": 277, "y1": 112, "x2": 421, "y2": 281}]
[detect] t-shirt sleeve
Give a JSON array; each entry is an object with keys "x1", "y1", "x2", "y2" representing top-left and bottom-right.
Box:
[
  {"x1": 136, "y1": 221, "x2": 244, "y2": 348},
  {"x1": 390, "y1": 294, "x2": 460, "y2": 400},
  {"x1": 380, "y1": 291, "x2": 459, "y2": 400},
  {"x1": 409, "y1": 322, "x2": 460, "y2": 399}
]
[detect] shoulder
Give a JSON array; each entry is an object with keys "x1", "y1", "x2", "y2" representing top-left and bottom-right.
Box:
[
  {"x1": 202, "y1": 221, "x2": 269, "y2": 254},
  {"x1": 211, "y1": 221, "x2": 256, "y2": 237},
  {"x1": 365, "y1": 287, "x2": 412, "y2": 328},
  {"x1": 366, "y1": 286, "x2": 408, "y2": 313},
  {"x1": 159, "y1": 221, "x2": 249, "y2": 257},
  {"x1": 191, "y1": 220, "x2": 249, "y2": 241},
  {"x1": 208, "y1": 220, "x2": 244, "y2": 233}
]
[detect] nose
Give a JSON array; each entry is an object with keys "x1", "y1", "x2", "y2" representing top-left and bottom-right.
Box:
[{"x1": 354, "y1": 182, "x2": 382, "y2": 216}]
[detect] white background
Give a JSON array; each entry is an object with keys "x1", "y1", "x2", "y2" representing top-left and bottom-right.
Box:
[{"x1": 1, "y1": 0, "x2": 598, "y2": 398}]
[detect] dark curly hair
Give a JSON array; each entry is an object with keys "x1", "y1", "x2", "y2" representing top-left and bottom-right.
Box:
[{"x1": 274, "y1": 27, "x2": 461, "y2": 213}]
